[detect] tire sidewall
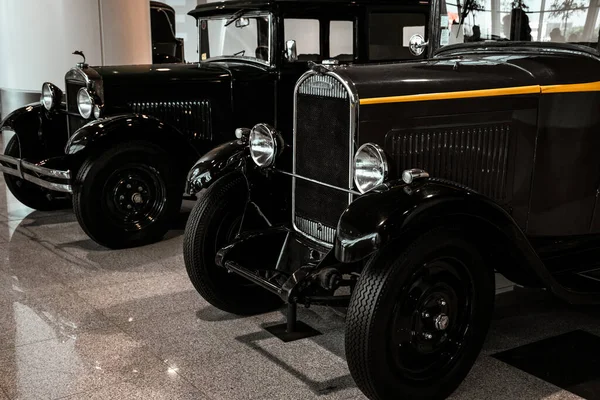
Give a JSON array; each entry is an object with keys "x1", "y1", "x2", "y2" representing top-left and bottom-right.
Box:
[
  {"x1": 347, "y1": 229, "x2": 495, "y2": 400},
  {"x1": 184, "y1": 172, "x2": 283, "y2": 315}
]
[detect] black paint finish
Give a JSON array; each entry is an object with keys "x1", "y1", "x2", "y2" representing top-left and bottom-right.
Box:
[
  {"x1": 494, "y1": 330, "x2": 600, "y2": 400},
  {"x1": 3, "y1": 0, "x2": 430, "y2": 187}
]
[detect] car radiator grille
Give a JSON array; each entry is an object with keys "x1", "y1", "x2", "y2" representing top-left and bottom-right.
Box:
[
  {"x1": 130, "y1": 100, "x2": 212, "y2": 141},
  {"x1": 387, "y1": 124, "x2": 512, "y2": 202},
  {"x1": 65, "y1": 80, "x2": 87, "y2": 136},
  {"x1": 293, "y1": 74, "x2": 353, "y2": 245}
]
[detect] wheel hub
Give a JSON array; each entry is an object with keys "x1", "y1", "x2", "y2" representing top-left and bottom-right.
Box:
[
  {"x1": 104, "y1": 164, "x2": 167, "y2": 232},
  {"x1": 390, "y1": 258, "x2": 474, "y2": 380},
  {"x1": 114, "y1": 175, "x2": 151, "y2": 215},
  {"x1": 434, "y1": 313, "x2": 450, "y2": 331},
  {"x1": 132, "y1": 193, "x2": 144, "y2": 205}
]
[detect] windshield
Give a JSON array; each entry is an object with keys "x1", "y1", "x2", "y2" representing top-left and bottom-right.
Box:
[
  {"x1": 439, "y1": 0, "x2": 600, "y2": 51},
  {"x1": 198, "y1": 13, "x2": 272, "y2": 65}
]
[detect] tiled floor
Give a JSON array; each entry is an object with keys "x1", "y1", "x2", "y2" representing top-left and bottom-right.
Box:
[{"x1": 1, "y1": 140, "x2": 600, "y2": 399}]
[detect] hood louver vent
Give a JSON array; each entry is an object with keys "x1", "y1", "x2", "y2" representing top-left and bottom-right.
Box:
[{"x1": 130, "y1": 100, "x2": 212, "y2": 141}]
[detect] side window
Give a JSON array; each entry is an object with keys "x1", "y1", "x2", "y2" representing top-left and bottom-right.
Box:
[
  {"x1": 330, "y1": 20, "x2": 354, "y2": 61},
  {"x1": 368, "y1": 13, "x2": 426, "y2": 61},
  {"x1": 284, "y1": 19, "x2": 320, "y2": 61}
]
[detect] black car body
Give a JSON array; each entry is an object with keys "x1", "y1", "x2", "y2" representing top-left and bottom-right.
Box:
[
  {"x1": 0, "y1": 0, "x2": 429, "y2": 249},
  {"x1": 151, "y1": 1, "x2": 185, "y2": 63},
  {"x1": 183, "y1": 0, "x2": 600, "y2": 398}
]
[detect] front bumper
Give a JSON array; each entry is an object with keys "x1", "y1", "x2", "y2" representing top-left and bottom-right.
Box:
[{"x1": 0, "y1": 154, "x2": 72, "y2": 193}]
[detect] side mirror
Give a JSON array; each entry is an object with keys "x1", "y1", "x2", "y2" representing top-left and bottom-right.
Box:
[
  {"x1": 235, "y1": 18, "x2": 250, "y2": 28},
  {"x1": 285, "y1": 40, "x2": 298, "y2": 62},
  {"x1": 408, "y1": 34, "x2": 428, "y2": 56}
]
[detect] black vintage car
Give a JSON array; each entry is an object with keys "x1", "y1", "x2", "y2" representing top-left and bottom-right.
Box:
[
  {"x1": 183, "y1": 0, "x2": 600, "y2": 398},
  {"x1": 0, "y1": 0, "x2": 428, "y2": 249},
  {"x1": 151, "y1": 1, "x2": 185, "y2": 64}
]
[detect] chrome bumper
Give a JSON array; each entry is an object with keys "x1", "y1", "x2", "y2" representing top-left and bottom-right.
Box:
[{"x1": 0, "y1": 154, "x2": 72, "y2": 193}]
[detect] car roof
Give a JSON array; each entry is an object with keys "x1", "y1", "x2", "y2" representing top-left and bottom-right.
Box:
[
  {"x1": 189, "y1": 0, "x2": 418, "y2": 18},
  {"x1": 150, "y1": 1, "x2": 175, "y2": 13}
]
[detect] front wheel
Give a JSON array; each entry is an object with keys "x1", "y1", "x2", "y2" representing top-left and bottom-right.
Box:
[
  {"x1": 73, "y1": 141, "x2": 182, "y2": 249},
  {"x1": 345, "y1": 227, "x2": 495, "y2": 400},
  {"x1": 183, "y1": 172, "x2": 282, "y2": 315},
  {"x1": 2, "y1": 136, "x2": 70, "y2": 211}
]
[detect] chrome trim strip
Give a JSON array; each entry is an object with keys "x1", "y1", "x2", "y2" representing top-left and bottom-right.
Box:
[
  {"x1": 278, "y1": 170, "x2": 361, "y2": 195},
  {"x1": 291, "y1": 68, "x2": 360, "y2": 243},
  {"x1": 0, "y1": 154, "x2": 72, "y2": 193},
  {"x1": 22, "y1": 160, "x2": 71, "y2": 180},
  {"x1": 21, "y1": 174, "x2": 72, "y2": 193}
]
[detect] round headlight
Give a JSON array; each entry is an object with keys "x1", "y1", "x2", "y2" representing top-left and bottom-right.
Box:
[
  {"x1": 40, "y1": 82, "x2": 61, "y2": 111},
  {"x1": 354, "y1": 143, "x2": 388, "y2": 194},
  {"x1": 249, "y1": 123, "x2": 279, "y2": 168},
  {"x1": 77, "y1": 88, "x2": 94, "y2": 119}
]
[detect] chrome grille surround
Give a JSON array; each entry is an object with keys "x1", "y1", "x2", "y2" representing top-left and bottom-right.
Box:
[
  {"x1": 64, "y1": 67, "x2": 102, "y2": 136},
  {"x1": 297, "y1": 74, "x2": 349, "y2": 99},
  {"x1": 291, "y1": 69, "x2": 359, "y2": 247}
]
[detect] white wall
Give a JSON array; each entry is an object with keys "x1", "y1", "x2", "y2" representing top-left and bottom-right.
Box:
[
  {"x1": 100, "y1": 0, "x2": 152, "y2": 66},
  {"x1": 0, "y1": 0, "x2": 151, "y2": 92}
]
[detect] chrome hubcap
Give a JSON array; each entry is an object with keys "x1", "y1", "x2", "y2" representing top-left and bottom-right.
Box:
[
  {"x1": 434, "y1": 313, "x2": 450, "y2": 331},
  {"x1": 132, "y1": 193, "x2": 144, "y2": 204}
]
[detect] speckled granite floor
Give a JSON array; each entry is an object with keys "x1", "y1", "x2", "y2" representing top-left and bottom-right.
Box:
[{"x1": 0, "y1": 136, "x2": 599, "y2": 400}]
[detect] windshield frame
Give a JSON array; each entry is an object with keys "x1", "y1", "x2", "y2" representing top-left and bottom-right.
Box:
[
  {"x1": 198, "y1": 11, "x2": 274, "y2": 67},
  {"x1": 430, "y1": 0, "x2": 600, "y2": 56}
]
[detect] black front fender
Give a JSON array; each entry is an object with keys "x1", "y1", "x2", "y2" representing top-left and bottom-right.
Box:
[
  {"x1": 64, "y1": 114, "x2": 200, "y2": 173},
  {"x1": 0, "y1": 103, "x2": 41, "y2": 132},
  {"x1": 1, "y1": 103, "x2": 68, "y2": 159},
  {"x1": 65, "y1": 114, "x2": 182, "y2": 154},
  {"x1": 335, "y1": 178, "x2": 600, "y2": 305},
  {"x1": 335, "y1": 179, "x2": 520, "y2": 263},
  {"x1": 186, "y1": 140, "x2": 248, "y2": 194}
]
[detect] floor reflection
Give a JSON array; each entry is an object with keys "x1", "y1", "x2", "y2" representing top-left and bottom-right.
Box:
[{"x1": 0, "y1": 131, "x2": 599, "y2": 399}]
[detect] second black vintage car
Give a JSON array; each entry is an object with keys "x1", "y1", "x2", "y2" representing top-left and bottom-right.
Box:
[
  {"x1": 0, "y1": 0, "x2": 428, "y2": 248},
  {"x1": 184, "y1": 0, "x2": 600, "y2": 398},
  {"x1": 151, "y1": 1, "x2": 185, "y2": 63}
]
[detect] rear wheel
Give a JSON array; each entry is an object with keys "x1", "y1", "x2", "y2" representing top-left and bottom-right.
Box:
[
  {"x1": 183, "y1": 172, "x2": 282, "y2": 315},
  {"x1": 2, "y1": 136, "x2": 70, "y2": 211},
  {"x1": 73, "y1": 141, "x2": 181, "y2": 249},
  {"x1": 345, "y1": 227, "x2": 495, "y2": 400}
]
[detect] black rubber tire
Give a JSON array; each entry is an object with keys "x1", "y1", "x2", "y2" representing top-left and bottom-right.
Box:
[
  {"x1": 183, "y1": 172, "x2": 283, "y2": 315},
  {"x1": 2, "y1": 136, "x2": 70, "y2": 211},
  {"x1": 73, "y1": 141, "x2": 182, "y2": 249},
  {"x1": 345, "y1": 227, "x2": 495, "y2": 400}
]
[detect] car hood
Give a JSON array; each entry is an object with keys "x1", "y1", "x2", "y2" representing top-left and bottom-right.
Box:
[
  {"x1": 93, "y1": 62, "x2": 232, "y2": 86},
  {"x1": 336, "y1": 51, "x2": 598, "y2": 101},
  {"x1": 77, "y1": 61, "x2": 270, "y2": 110}
]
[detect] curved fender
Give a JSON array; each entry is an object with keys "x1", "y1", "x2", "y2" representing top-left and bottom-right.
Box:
[
  {"x1": 186, "y1": 139, "x2": 248, "y2": 194},
  {"x1": 0, "y1": 103, "x2": 68, "y2": 158},
  {"x1": 0, "y1": 103, "x2": 41, "y2": 132},
  {"x1": 65, "y1": 114, "x2": 199, "y2": 163},
  {"x1": 335, "y1": 179, "x2": 483, "y2": 263},
  {"x1": 335, "y1": 178, "x2": 600, "y2": 305}
]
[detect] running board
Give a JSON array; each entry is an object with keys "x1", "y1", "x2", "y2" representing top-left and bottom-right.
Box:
[{"x1": 551, "y1": 267, "x2": 600, "y2": 298}]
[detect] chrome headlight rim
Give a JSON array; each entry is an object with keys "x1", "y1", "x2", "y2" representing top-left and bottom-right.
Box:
[
  {"x1": 40, "y1": 82, "x2": 62, "y2": 111},
  {"x1": 77, "y1": 87, "x2": 95, "y2": 119},
  {"x1": 353, "y1": 143, "x2": 389, "y2": 194},
  {"x1": 249, "y1": 123, "x2": 279, "y2": 168}
]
